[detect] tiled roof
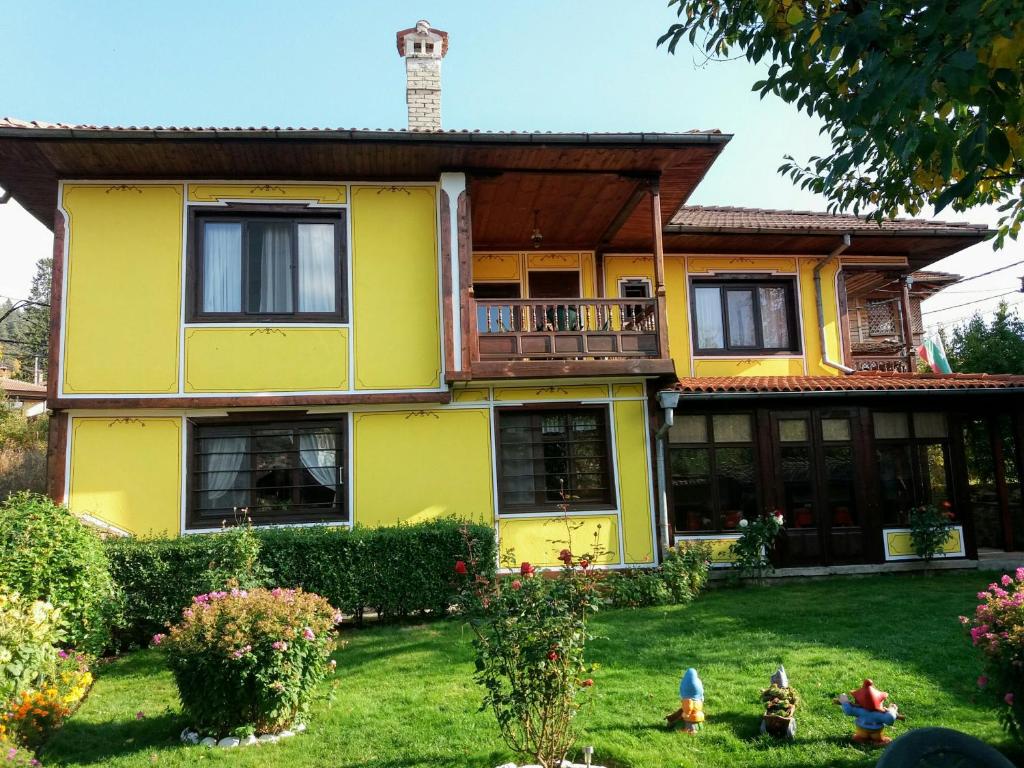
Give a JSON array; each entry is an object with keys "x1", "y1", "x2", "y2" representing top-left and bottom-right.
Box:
[
  {"x1": 669, "y1": 373, "x2": 1024, "y2": 394},
  {"x1": 669, "y1": 206, "x2": 989, "y2": 235},
  {"x1": 0, "y1": 378, "x2": 47, "y2": 397},
  {"x1": 0, "y1": 117, "x2": 724, "y2": 140}
]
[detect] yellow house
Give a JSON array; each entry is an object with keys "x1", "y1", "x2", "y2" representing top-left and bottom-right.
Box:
[{"x1": 1, "y1": 22, "x2": 1022, "y2": 570}]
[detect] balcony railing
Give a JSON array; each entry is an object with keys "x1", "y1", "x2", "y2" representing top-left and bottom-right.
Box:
[
  {"x1": 475, "y1": 298, "x2": 662, "y2": 361},
  {"x1": 852, "y1": 354, "x2": 915, "y2": 373}
]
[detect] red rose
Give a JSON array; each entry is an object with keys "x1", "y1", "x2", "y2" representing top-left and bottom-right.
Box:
[
  {"x1": 558, "y1": 548, "x2": 573, "y2": 565},
  {"x1": 942, "y1": 500, "x2": 952, "y2": 509},
  {"x1": 454, "y1": 560, "x2": 468, "y2": 575},
  {"x1": 548, "y1": 651, "x2": 559, "y2": 661},
  {"x1": 520, "y1": 562, "x2": 535, "y2": 577},
  {"x1": 581, "y1": 678, "x2": 594, "y2": 687},
  {"x1": 579, "y1": 559, "x2": 590, "y2": 570},
  {"x1": 510, "y1": 579, "x2": 523, "y2": 590}
]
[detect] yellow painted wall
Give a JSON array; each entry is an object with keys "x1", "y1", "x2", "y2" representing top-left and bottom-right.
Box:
[
  {"x1": 613, "y1": 400, "x2": 655, "y2": 564},
  {"x1": 604, "y1": 254, "x2": 844, "y2": 378},
  {"x1": 472, "y1": 252, "x2": 597, "y2": 298},
  {"x1": 62, "y1": 184, "x2": 183, "y2": 393},
  {"x1": 188, "y1": 183, "x2": 346, "y2": 205},
  {"x1": 184, "y1": 328, "x2": 348, "y2": 392},
  {"x1": 885, "y1": 527, "x2": 964, "y2": 558},
  {"x1": 493, "y1": 384, "x2": 609, "y2": 402},
  {"x1": 351, "y1": 186, "x2": 441, "y2": 390},
  {"x1": 352, "y1": 408, "x2": 494, "y2": 525},
  {"x1": 677, "y1": 536, "x2": 740, "y2": 565},
  {"x1": 68, "y1": 417, "x2": 182, "y2": 536},
  {"x1": 498, "y1": 516, "x2": 620, "y2": 568}
]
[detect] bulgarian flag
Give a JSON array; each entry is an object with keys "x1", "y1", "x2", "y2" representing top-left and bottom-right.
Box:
[{"x1": 917, "y1": 329, "x2": 952, "y2": 373}]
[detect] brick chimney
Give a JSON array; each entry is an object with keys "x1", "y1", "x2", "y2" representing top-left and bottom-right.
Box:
[{"x1": 396, "y1": 20, "x2": 448, "y2": 131}]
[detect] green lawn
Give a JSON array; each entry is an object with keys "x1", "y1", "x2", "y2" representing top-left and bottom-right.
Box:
[{"x1": 42, "y1": 571, "x2": 1021, "y2": 768}]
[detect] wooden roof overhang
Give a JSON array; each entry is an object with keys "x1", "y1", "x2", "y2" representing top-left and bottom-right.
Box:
[
  {"x1": 656, "y1": 228, "x2": 989, "y2": 269},
  {"x1": 0, "y1": 124, "x2": 730, "y2": 233}
]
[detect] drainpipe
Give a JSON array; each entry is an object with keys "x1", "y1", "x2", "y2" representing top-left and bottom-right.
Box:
[
  {"x1": 814, "y1": 234, "x2": 854, "y2": 374},
  {"x1": 654, "y1": 390, "x2": 680, "y2": 561}
]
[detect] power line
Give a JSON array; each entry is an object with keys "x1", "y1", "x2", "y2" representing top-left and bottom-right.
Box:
[{"x1": 922, "y1": 289, "x2": 1021, "y2": 315}]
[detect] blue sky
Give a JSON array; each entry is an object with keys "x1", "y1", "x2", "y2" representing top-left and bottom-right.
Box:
[{"x1": 1, "y1": 1, "x2": 1021, "y2": 330}]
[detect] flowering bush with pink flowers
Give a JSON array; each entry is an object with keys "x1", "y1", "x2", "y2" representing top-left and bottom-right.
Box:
[
  {"x1": 159, "y1": 587, "x2": 341, "y2": 736},
  {"x1": 961, "y1": 568, "x2": 1024, "y2": 742}
]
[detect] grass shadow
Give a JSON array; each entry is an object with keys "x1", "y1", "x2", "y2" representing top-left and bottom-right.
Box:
[{"x1": 41, "y1": 712, "x2": 185, "y2": 765}]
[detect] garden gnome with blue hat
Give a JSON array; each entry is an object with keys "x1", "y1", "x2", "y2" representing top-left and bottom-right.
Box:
[
  {"x1": 665, "y1": 668, "x2": 705, "y2": 733},
  {"x1": 837, "y1": 679, "x2": 902, "y2": 746}
]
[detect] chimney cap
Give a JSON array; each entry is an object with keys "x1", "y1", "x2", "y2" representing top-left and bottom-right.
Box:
[{"x1": 396, "y1": 21, "x2": 449, "y2": 57}]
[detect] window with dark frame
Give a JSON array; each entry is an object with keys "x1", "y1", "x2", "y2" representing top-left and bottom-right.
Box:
[
  {"x1": 872, "y1": 411, "x2": 953, "y2": 527},
  {"x1": 668, "y1": 413, "x2": 759, "y2": 533},
  {"x1": 691, "y1": 279, "x2": 799, "y2": 354},
  {"x1": 189, "y1": 419, "x2": 346, "y2": 529},
  {"x1": 496, "y1": 407, "x2": 615, "y2": 512},
  {"x1": 190, "y1": 209, "x2": 346, "y2": 322}
]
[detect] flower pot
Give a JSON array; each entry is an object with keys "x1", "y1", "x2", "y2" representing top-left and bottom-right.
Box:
[{"x1": 760, "y1": 705, "x2": 796, "y2": 739}]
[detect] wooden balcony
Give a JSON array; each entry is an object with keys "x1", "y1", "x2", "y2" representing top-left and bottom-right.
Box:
[
  {"x1": 464, "y1": 297, "x2": 675, "y2": 379},
  {"x1": 851, "y1": 353, "x2": 915, "y2": 373}
]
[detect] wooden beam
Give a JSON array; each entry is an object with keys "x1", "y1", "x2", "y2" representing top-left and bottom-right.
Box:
[
  {"x1": 49, "y1": 392, "x2": 452, "y2": 410},
  {"x1": 439, "y1": 189, "x2": 456, "y2": 376},
  {"x1": 457, "y1": 189, "x2": 478, "y2": 364},
  {"x1": 468, "y1": 359, "x2": 677, "y2": 379},
  {"x1": 648, "y1": 178, "x2": 670, "y2": 360},
  {"x1": 46, "y1": 410, "x2": 68, "y2": 503},
  {"x1": 597, "y1": 181, "x2": 647, "y2": 246},
  {"x1": 46, "y1": 209, "x2": 65, "y2": 401},
  {"x1": 899, "y1": 274, "x2": 916, "y2": 370}
]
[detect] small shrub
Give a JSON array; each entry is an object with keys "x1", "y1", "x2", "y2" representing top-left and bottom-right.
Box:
[
  {"x1": 662, "y1": 541, "x2": 713, "y2": 602},
  {"x1": 603, "y1": 570, "x2": 670, "y2": 608},
  {"x1": 456, "y1": 537, "x2": 600, "y2": 768},
  {"x1": 161, "y1": 587, "x2": 341, "y2": 736},
  {"x1": 2, "y1": 651, "x2": 92, "y2": 751},
  {"x1": 0, "y1": 493, "x2": 115, "y2": 656},
  {"x1": 0, "y1": 397, "x2": 46, "y2": 500},
  {"x1": 961, "y1": 569, "x2": 1024, "y2": 742},
  {"x1": 909, "y1": 503, "x2": 955, "y2": 565},
  {"x1": 731, "y1": 512, "x2": 785, "y2": 581},
  {"x1": 0, "y1": 587, "x2": 61, "y2": 704},
  {"x1": 761, "y1": 684, "x2": 799, "y2": 717}
]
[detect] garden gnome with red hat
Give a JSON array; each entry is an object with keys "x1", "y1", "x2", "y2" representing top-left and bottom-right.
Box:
[{"x1": 837, "y1": 679, "x2": 902, "y2": 746}]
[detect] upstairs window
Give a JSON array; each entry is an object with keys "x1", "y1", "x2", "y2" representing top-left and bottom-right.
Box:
[
  {"x1": 691, "y1": 279, "x2": 799, "y2": 354},
  {"x1": 190, "y1": 210, "x2": 346, "y2": 322},
  {"x1": 189, "y1": 418, "x2": 346, "y2": 529}
]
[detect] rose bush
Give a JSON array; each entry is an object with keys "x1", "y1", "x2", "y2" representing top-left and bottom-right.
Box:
[
  {"x1": 731, "y1": 511, "x2": 785, "y2": 581},
  {"x1": 455, "y1": 536, "x2": 601, "y2": 768},
  {"x1": 160, "y1": 587, "x2": 341, "y2": 737},
  {"x1": 961, "y1": 569, "x2": 1024, "y2": 742}
]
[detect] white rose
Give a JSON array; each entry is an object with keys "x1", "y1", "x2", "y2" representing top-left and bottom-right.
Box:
[{"x1": 738, "y1": 518, "x2": 749, "y2": 528}]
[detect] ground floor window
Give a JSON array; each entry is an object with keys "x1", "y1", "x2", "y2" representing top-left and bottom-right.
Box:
[
  {"x1": 496, "y1": 406, "x2": 614, "y2": 512},
  {"x1": 669, "y1": 413, "x2": 758, "y2": 532},
  {"x1": 873, "y1": 411, "x2": 952, "y2": 526},
  {"x1": 188, "y1": 418, "x2": 346, "y2": 528}
]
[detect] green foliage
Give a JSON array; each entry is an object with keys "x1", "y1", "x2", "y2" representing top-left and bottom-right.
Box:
[
  {"x1": 0, "y1": 395, "x2": 46, "y2": 499},
  {"x1": 602, "y1": 541, "x2": 713, "y2": 608},
  {"x1": 0, "y1": 493, "x2": 116, "y2": 655},
  {"x1": 730, "y1": 513, "x2": 785, "y2": 581},
  {"x1": 0, "y1": 257, "x2": 51, "y2": 383},
  {"x1": 909, "y1": 503, "x2": 956, "y2": 563},
  {"x1": 456, "y1": 546, "x2": 601, "y2": 768},
  {"x1": 761, "y1": 683, "x2": 799, "y2": 717},
  {"x1": 0, "y1": 586, "x2": 61, "y2": 704},
  {"x1": 106, "y1": 519, "x2": 497, "y2": 649},
  {"x1": 947, "y1": 302, "x2": 1024, "y2": 374},
  {"x1": 160, "y1": 587, "x2": 340, "y2": 736},
  {"x1": 661, "y1": 0, "x2": 1024, "y2": 247}
]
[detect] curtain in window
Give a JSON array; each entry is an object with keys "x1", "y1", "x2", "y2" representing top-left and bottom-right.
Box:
[
  {"x1": 694, "y1": 287, "x2": 724, "y2": 348},
  {"x1": 202, "y1": 223, "x2": 242, "y2": 312},
  {"x1": 298, "y1": 224, "x2": 336, "y2": 312},
  {"x1": 202, "y1": 436, "x2": 247, "y2": 509},
  {"x1": 299, "y1": 430, "x2": 339, "y2": 490},
  {"x1": 252, "y1": 223, "x2": 293, "y2": 313},
  {"x1": 758, "y1": 286, "x2": 790, "y2": 348},
  {"x1": 726, "y1": 290, "x2": 756, "y2": 346}
]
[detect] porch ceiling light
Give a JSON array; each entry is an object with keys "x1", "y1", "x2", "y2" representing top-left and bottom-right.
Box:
[{"x1": 530, "y1": 208, "x2": 543, "y2": 248}]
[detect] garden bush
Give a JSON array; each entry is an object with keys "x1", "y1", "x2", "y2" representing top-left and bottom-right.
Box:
[
  {"x1": 602, "y1": 541, "x2": 713, "y2": 608},
  {"x1": 1, "y1": 650, "x2": 92, "y2": 751},
  {"x1": 0, "y1": 493, "x2": 116, "y2": 655},
  {"x1": 0, "y1": 587, "x2": 61, "y2": 704},
  {"x1": 107, "y1": 519, "x2": 497, "y2": 648},
  {"x1": 910, "y1": 502, "x2": 955, "y2": 565},
  {"x1": 961, "y1": 569, "x2": 1024, "y2": 743},
  {"x1": 160, "y1": 587, "x2": 340, "y2": 736},
  {"x1": 732, "y1": 512, "x2": 785, "y2": 581}
]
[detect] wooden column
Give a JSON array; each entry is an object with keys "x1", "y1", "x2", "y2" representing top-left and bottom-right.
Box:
[
  {"x1": 989, "y1": 416, "x2": 1015, "y2": 551},
  {"x1": 648, "y1": 178, "x2": 670, "y2": 360},
  {"x1": 898, "y1": 274, "x2": 916, "y2": 371},
  {"x1": 457, "y1": 188, "x2": 478, "y2": 365}
]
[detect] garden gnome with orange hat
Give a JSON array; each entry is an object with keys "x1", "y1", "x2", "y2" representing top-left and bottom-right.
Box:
[
  {"x1": 837, "y1": 679, "x2": 902, "y2": 746},
  {"x1": 665, "y1": 668, "x2": 705, "y2": 734}
]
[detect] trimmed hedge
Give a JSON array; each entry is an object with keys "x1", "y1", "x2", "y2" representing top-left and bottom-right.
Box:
[{"x1": 106, "y1": 519, "x2": 496, "y2": 649}]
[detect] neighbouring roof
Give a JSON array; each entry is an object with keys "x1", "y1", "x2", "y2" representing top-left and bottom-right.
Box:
[
  {"x1": 668, "y1": 373, "x2": 1024, "y2": 396},
  {"x1": 0, "y1": 378, "x2": 47, "y2": 399}
]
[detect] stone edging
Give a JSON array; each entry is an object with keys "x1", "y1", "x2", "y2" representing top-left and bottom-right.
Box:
[{"x1": 181, "y1": 723, "x2": 306, "y2": 748}]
